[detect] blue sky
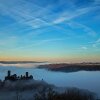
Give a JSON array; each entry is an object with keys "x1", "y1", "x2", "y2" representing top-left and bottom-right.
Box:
[{"x1": 0, "y1": 0, "x2": 100, "y2": 62}]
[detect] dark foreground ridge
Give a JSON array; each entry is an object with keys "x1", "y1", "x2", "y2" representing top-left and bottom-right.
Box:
[{"x1": 0, "y1": 70, "x2": 99, "y2": 100}]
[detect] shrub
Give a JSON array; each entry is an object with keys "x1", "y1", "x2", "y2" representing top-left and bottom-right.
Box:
[{"x1": 34, "y1": 87, "x2": 97, "y2": 100}]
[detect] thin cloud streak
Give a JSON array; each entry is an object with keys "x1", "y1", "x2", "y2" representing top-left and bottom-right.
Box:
[
  {"x1": 0, "y1": 0, "x2": 99, "y2": 32},
  {"x1": 6, "y1": 38, "x2": 66, "y2": 50},
  {"x1": 0, "y1": 0, "x2": 100, "y2": 62}
]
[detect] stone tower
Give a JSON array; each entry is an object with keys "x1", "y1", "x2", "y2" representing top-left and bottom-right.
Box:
[
  {"x1": 26, "y1": 72, "x2": 28, "y2": 78},
  {"x1": 8, "y1": 70, "x2": 11, "y2": 77}
]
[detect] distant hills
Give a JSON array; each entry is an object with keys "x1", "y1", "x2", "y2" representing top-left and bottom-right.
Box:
[
  {"x1": 38, "y1": 63, "x2": 100, "y2": 72},
  {"x1": 0, "y1": 61, "x2": 46, "y2": 64}
]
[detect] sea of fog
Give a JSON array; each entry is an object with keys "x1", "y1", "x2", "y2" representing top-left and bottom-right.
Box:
[{"x1": 0, "y1": 63, "x2": 100, "y2": 97}]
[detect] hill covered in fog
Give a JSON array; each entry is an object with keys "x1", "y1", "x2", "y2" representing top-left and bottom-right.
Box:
[{"x1": 38, "y1": 63, "x2": 100, "y2": 72}]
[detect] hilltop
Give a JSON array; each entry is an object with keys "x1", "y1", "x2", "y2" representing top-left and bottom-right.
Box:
[{"x1": 0, "y1": 70, "x2": 98, "y2": 100}]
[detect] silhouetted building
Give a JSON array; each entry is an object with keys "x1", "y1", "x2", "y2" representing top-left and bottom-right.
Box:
[
  {"x1": 8, "y1": 70, "x2": 11, "y2": 77},
  {"x1": 30, "y1": 75, "x2": 33, "y2": 79},
  {"x1": 5, "y1": 70, "x2": 33, "y2": 81},
  {"x1": 26, "y1": 72, "x2": 29, "y2": 78}
]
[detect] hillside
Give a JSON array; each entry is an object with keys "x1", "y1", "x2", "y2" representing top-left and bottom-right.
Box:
[{"x1": 38, "y1": 63, "x2": 100, "y2": 72}]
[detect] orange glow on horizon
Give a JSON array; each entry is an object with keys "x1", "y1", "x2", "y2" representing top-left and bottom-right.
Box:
[{"x1": 0, "y1": 56, "x2": 100, "y2": 63}]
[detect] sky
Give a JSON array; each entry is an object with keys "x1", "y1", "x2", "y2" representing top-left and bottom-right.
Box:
[{"x1": 0, "y1": 0, "x2": 100, "y2": 63}]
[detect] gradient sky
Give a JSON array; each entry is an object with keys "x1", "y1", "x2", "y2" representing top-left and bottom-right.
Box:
[{"x1": 0, "y1": 0, "x2": 100, "y2": 62}]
